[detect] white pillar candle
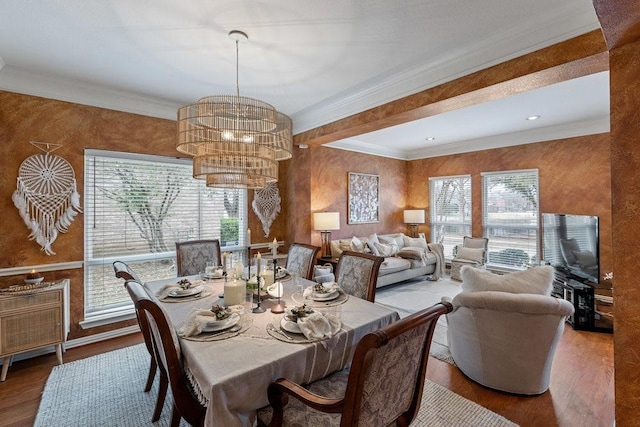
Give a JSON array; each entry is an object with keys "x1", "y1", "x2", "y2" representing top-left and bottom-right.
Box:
[
  {"x1": 272, "y1": 238, "x2": 278, "y2": 257},
  {"x1": 224, "y1": 279, "x2": 246, "y2": 306}
]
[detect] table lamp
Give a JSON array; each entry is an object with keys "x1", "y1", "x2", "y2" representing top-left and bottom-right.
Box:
[
  {"x1": 403, "y1": 209, "x2": 425, "y2": 238},
  {"x1": 313, "y1": 212, "x2": 340, "y2": 258}
]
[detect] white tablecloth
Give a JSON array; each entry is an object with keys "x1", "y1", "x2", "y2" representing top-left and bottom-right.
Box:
[{"x1": 145, "y1": 276, "x2": 399, "y2": 427}]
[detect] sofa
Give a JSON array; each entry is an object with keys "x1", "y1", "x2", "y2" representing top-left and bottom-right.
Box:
[{"x1": 329, "y1": 233, "x2": 439, "y2": 288}]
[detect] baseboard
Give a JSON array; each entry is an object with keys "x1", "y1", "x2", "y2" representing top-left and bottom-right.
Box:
[{"x1": 0, "y1": 325, "x2": 140, "y2": 367}]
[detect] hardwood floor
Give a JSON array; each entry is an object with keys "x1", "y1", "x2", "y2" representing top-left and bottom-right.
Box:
[{"x1": 0, "y1": 326, "x2": 613, "y2": 427}]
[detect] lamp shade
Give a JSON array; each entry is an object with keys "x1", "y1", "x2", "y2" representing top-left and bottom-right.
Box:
[
  {"x1": 313, "y1": 212, "x2": 340, "y2": 231},
  {"x1": 403, "y1": 209, "x2": 425, "y2": 224}
]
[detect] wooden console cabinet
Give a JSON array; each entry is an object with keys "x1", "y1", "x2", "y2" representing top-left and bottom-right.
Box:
[{"x1": 0, "y1": 279, "x2": 70, "y2": 381}]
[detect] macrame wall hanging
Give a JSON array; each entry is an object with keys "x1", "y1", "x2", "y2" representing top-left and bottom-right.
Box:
[
  {"x1": 252, "y1": 182, "x2": 281, "y2": 237},
  {"x1": 12, "y1": 142, "x2": 83, "y2": 255}
]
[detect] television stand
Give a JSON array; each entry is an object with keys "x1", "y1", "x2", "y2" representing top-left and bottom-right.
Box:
[{"x1": 552, "y1": 269, "x2": 612, "y2": 333}]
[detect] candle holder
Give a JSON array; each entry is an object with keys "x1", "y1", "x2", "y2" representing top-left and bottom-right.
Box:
[
  {"x1": 270, "y1": 258, "x2": 285, "y2": 314},
  {"x1": 252, "y1": 261, "x2": 265, "y2": 313}
]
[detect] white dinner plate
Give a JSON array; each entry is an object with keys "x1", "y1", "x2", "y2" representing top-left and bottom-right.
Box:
[
  {"x1": 280, "y1": 316, "x2": 302, "y2": 334},
  {"x1": 168, "y1": 285, "x2": 204, "y2": 298},
  {"x1": 202, "y1": 313, "x2": 240, "y2": 332},
  {"x1": 311, "y1": 289, "x2": 339, "y2": 301}
]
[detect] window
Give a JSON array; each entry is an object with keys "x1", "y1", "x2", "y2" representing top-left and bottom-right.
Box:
[
  {"x1": 429, "y1": 175, "x2": 472, "y2": 259},
  {"x1": 83, "y1": 150, "x2": 247, "y2": 323},
  {"x1": 482, "y1": 169, "x2": 539, "y2": 269}
]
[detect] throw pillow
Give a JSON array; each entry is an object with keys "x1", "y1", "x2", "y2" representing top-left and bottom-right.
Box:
[
  {"x1": 379, "y1": 233, "x2": 405, "y2": 249},
  {"x1": 367, "y1": 241, "x2": 380, "y2": 256},
  {"x1": 460, "y1": 265, "x2": 554, "y2": 296},
  {"x1": 402, "y1": 235, "x2": 429, "y2": 250},
  {"x1": 366, "y1": 233, "x2": 381, "y2": 256},
  {"x1": 313, "y1": 265, "x2": 335, "y2": 284},
  {"x1": 573, "y1": 250, "x2": 598, "y2": 268},
  {"x1": 338, "y1": 239, "x2": 352, "y2": 253},
  {"x1": 456, "y1": 247, "x2": 484, "y2": 263},
  {"x1": 373, "y1": 242, "x2": 399, "y2": 257},
  {"x1": 397, "y1": 246, "x2": 426, "y2": 260},
  {"x1": 350, "y1": 236, "x2": 367, "y2": 253}
]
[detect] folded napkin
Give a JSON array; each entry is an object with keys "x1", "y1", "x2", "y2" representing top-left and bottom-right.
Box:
[
  {"x1": 156, "y1": 279, "x2": 207, "y2": 300},
  {"x1": 179, "y1": 306, "x2": 243, "y2": 337},
  {"x1": 303, "y1": 282, "x2": 338, "y2": 299},
  {"x1": 297, "y1": 312, "x2": 341, "y2": 341},
  {"x1": 267, "y1": 282, "x2": 284, "y2": 298}
]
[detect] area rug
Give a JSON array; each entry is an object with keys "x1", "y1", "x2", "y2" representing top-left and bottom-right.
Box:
[
  {"x1": 376, "y1": 275, "x2": 461, "y2": 365},
  {"x1": 35, "y1": 343, "x2": 516, "y2": 426}
]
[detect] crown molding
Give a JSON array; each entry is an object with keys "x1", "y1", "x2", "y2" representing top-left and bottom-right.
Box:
[
  {"x1": 327, "y1": 116, "x2": 610, "y2": 161},
  {"x1": 0, "y1": 65, "x2": 179, "y2": 120}
]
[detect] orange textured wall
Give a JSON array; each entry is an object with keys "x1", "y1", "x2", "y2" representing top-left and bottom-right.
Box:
[
  {"x1": 299, "y1": 146, "x2": 408, "y2": 248},
  {"x1": 407, "y1": 133, "x2": 612, "y2": 278}
]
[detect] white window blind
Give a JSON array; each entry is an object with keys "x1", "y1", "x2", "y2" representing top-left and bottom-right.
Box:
[
  {"x1": 84, "y1": 150, "x2": 247, "y2": 319},
  {"x1": 429, "y1": 175, "x2": 472, "y2": 259},
  {"x1": 482, "y1": 169, "x2": 539, "y2": 269}
]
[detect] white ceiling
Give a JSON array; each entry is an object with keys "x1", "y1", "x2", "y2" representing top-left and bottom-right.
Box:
[{"x1": 0, "y1": 0, "x2": 607, "y2": 159}]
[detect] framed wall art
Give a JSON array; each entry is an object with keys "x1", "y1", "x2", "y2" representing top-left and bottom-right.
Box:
[{"x1": 348, "y1": 172, "x2": 379, "y2": 224}]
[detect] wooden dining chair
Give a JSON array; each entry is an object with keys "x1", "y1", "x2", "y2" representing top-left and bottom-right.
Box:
[
  {"x1": 125, "y1": 280, "x2": 207, "y2": 427},
  {"x1": 334, "y1": 251, "x2": 383, "y2": 302},
  {"x1": 175, "y1": 239, "x2": 222, "y2": 277},
  {"x1": 257, "y1": 301, "x2": 453, "y2": 426},
  {"x1": 112, "y1": 260, "x2": 143, "y2": 284},
  {"x1": 121, "y1": 277, "x2": 167, "y2": 422},
  {"x1": 285, "y1": 243, "x2": 321, "y2": 280}
]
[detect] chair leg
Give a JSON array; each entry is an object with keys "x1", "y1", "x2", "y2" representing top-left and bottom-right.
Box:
[
  {"x1": 170, "y1": 404, "x2": 182, "y2": 427},
  {"x1": 152, "y1": 371, "x2": 168, "y2": 422},
  {"x1": 144, "y1": 357, "x2": 157, "y2": 392}
]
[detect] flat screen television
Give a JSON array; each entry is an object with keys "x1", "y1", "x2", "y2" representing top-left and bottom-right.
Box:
[{"x1": 541, "y1": 213, "x2": 599, "y2": 283}]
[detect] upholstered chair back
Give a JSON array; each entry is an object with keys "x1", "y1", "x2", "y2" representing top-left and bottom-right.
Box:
[
  {"x1": 260, "y1": 302, "x2": 452, "y2": 426},
  {"x1": 175, "y1": 239, "x2": 222, "y2": 277},
  {"x1": 335, "y1": 251, "x2": 383, "y2": 302},
  {"x1": 285, "y1": 243, "x2": 320, "y2": 280}
]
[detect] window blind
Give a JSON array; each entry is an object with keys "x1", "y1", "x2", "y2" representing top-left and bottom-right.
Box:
[
  {"x1": 429, "y1": 175, "x2": 472, "y2": 259},
  {"x1": 482, "y1": 169, "x2": 539, "y2": 269},
  {"x1": 84, "y1": 150, "x2": 247, "y2": 318}
]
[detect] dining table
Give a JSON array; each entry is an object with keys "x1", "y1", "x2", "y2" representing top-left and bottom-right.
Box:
[{"x1": 144, "y1": 274, "x2": 400, "y2": 427}]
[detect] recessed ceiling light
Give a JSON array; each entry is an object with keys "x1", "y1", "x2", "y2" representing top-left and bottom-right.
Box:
[
  {"x1": 526, "y1": 115, "x2": 541, "y2": 121},
  {"x1": 425, "y1": 137, "x2": 435, "y2": 141}
]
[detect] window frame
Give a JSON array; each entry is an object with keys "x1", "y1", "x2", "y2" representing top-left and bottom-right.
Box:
[
  {"x1": 481, "y1": 169, "x2": 539, "y2": 270},
  {"x1": 429, "y1": 175, "x2": 472, "y2": 260}
]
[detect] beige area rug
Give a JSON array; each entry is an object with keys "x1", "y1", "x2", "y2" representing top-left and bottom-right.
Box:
[
  {"x1": 35, "y1": 343, "x2": 517, "y2": 426},
  {"x1": 376, "y1": 274, "x2": 462, "y2": 365}
]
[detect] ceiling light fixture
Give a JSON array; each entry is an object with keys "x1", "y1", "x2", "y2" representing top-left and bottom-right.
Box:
[
  {"x1": 425, "y1": 137, "x2": 435, "y2": 141},
  {"x1": 176, "y1": 30, "x2": 293, "y2": 189},
  {"x1": 526, "y1": 115, "x2": 541, "y2": 121}
]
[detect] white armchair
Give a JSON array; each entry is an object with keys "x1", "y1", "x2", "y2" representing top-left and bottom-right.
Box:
[
  {"x1": 445, "y1": 265, "x2": 574, "y2": 395},
  {"x1": 450, "y1": 236, "x2": 489, "y2": 281}
]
